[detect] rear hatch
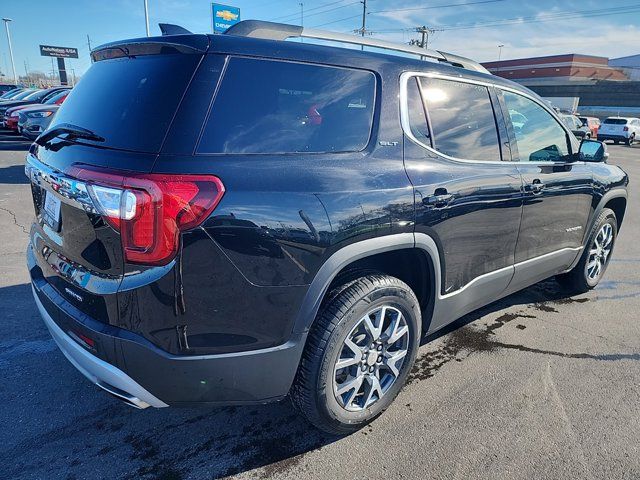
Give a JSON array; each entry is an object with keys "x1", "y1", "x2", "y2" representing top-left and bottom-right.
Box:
[
  {"x1": 27, "y1": 35, "x2": 209, "y2": 323},
  {"x1": 600, "y1": 118, "x2": 628, "y2": 137}
]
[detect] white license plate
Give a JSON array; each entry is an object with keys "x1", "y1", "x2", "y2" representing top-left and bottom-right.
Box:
[{"x1": 43, "y1": 191, "x2": 61, "y2": 229}]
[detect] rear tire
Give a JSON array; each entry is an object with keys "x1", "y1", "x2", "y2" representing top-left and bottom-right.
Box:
[
  {"x1": 291, "y1": 274, "x2": 421, "y2": 435},
  {"x1": 627, "y1": 134, "x2": 635, "y2": 146},
  {"x1": 556, "y1": 208, "x2": 617, "y2": 293}
]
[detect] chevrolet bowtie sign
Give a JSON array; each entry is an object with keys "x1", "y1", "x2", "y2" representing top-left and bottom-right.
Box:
[
  {"x1": 212, "y1": 4, "x2": 240, "y2": 33},
  {"x1": 39, "y1": 45, "x2": 79, "y2": 59}
]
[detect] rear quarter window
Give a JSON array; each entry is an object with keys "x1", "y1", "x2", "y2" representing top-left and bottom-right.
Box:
[{"x1": 197, "y1": 57, "x2": 376, "y2": 154}]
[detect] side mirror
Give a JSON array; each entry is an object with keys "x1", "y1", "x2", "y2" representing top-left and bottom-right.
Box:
[{"x1": 579, "y1": 139, "x2": 608, "y2": 163}]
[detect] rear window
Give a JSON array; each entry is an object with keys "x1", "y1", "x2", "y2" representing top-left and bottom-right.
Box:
[
  {"x1": 604, "y1": 118, "x2": 627, "y2": 125},
  {"x1": 197, "y1": 57, "x2": 375, "y2": 154},
  {"x1": 47, "y1": 53, "x2": 201, "y2": 153}
]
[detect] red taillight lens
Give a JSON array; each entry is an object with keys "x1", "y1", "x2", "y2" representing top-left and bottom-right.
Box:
[{"x1": 67, "y1": 166, "x2": 225, "y2": 266}]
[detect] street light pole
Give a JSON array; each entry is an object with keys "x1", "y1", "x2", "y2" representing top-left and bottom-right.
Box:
[
  {"x1": 2, "y1": 19, "x2": 17, "y2": 86},
  {"x1": 143, "y1": 0, "x2": 151, "y2": 36},
  {"x1": 497, "y1": 44, "x2": 504, "y2": 73}
]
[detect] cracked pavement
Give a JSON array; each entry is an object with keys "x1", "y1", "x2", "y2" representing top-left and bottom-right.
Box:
[{"x1": 1, "y1": 138, "x2": 639, "y2": 480}]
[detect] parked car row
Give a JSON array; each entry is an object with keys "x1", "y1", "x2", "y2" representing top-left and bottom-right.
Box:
[
  {"x1": 0, "y1": 86, "x2": 71, "y2": 139},
  {"x1": 558, "y1": 112, "x2": 638, "y2": 146}
]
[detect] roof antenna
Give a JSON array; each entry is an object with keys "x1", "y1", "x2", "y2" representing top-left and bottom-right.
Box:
[{"x1": 158, "y1": 23, "x2": 193, "y2": 35}]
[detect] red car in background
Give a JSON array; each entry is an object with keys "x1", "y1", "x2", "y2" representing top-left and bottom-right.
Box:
[
  {"x1": 578, "y1": 116, "x2": 601, "y2": 138},
  {"x1": 4, "y1": 90, "x2": 68, "y2": 130}
]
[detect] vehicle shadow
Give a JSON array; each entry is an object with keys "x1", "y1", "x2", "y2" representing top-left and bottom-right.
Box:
[
  {"x1": 0, "y1": 164, "x2": 29, "y2": 184},
  {"x1": 0, "y1": 277, "x2": 603, "y2": 479},
  {"x1": 422, "y1": 277, "x2": 581, "y2": 345}
]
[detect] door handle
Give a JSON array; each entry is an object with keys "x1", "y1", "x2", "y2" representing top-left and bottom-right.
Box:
[
  {"x1": 424, "y1": 188, "x2": 453, "y2": 208},
  {"x1": 526, "y1": 179, "x2": 545, "y2": 194}
]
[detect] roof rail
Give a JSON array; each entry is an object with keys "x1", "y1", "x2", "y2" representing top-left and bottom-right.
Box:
[{"x1": 224, "y1": 20, "x2": 489, "y2": 74}]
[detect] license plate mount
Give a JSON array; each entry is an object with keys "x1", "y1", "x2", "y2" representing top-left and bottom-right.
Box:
[{"x1": 43, "y1": 191, "x2": 62, "y2": 232}]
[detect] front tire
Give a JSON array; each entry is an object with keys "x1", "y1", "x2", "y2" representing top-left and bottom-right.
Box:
[
  {"x1": 291, "y1": 274, "x2": 421, "y2": 435},
  {"x1": 557, "y1": 208, "x2": 617, "y2": 293}
]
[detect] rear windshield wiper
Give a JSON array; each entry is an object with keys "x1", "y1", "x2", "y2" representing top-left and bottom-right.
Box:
[{"x1": 36, "y1": 123, "x2": 105, "y2": 146}]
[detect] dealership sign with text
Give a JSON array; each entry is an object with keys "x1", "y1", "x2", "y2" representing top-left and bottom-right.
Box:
[{"x1": 39, "y1": 45, "x2": 79, "y2": 59}]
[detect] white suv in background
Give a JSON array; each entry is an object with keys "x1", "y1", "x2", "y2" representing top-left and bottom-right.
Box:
[{"x1": 598, "y1": 117, "x2": 640, "y2": 146}]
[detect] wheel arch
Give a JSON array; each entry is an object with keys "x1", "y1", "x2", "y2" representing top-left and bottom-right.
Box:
[
  {"x1": 292, "y1": 233, "x2": 441, "y2": 337},
  {"x1": 604, "y1": 196, "x2": 626, "y2": 231}
]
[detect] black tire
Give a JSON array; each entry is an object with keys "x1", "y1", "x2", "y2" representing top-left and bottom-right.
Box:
[
  {"x1": 626, "y1": 134, "x2": 635, "y2": 146},
  {"x1": 291, "y1": 273, "x2": 421, "y2": 435},
  {"x1": 556, "y1": 208, "x2": 617, "y2": 293}
]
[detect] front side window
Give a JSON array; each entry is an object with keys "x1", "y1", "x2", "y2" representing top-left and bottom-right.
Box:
[
  {"x1": 418, "y1": 77, "x2": 501, "y2": 162},
  {"x1": 503, "y1": 91, "x2": 571, "y2": 162},
  {"x1": 198, "y1": 58, "x2": 376, "y2": 154}
]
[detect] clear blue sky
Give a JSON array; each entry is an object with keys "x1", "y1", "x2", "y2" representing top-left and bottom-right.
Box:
[{"x1": 1, "y1": 0, "x2": 639, "y2": 77}]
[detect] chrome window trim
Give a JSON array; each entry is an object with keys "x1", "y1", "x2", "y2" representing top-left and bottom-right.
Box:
[{"x1": 399, "y1": 71, "x2": 582, "y2": 166}]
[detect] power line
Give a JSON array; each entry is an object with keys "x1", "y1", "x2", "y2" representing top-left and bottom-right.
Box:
[
  {"x1": 442, "y1": 4, "x2": 640, "y2": 30},
  {"x1": 311, "y1": 0, "x2": 506, "y2": 28},
  {"x1": 312, "y1": 13, "x2": 362, "y2": 27},
  {"x1": 374, "y1": 0, "x2": 504, "y2": 15},
  {"x1": 271, "y1": 0, "x2": 357, "y2": 22},
  {"x1": 373, "y1": 4, "x2": 640, "y2": 33}
]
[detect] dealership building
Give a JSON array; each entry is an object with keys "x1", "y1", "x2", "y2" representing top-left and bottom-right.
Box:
[{"x1": 482, "y1": 54, "x2": 640, "y2": 117}]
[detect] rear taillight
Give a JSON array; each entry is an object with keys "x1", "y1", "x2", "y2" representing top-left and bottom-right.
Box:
[
  {"x1": 67, "y1": 166, "x2": 224, "y2": 266},
  {"x1": 623, "y1": 126, "x2": 629, "y2": 132}
]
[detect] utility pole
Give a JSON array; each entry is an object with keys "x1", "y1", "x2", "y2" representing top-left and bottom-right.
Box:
[
  {"x1": 409, "y1": 26, "x2": 440, "y2": 50},
  {"x1": 2, "y1": 19, "x2": 17, "y2": 86},
  {"x1": 23, "y1": 60, "x2": 28, "y2": 85},
  {"x1": 87, "y1": 34, "x2": 92, "y2": 53},
  {"x1": 358, "y1": 0, "x2": 367, "y2": 50},
  {"x1": 143, "y1": 0, "x2": 151, "y2": 36},
  {"x1": 299, "y1": 3, "x2": 304, "y2": 42}
]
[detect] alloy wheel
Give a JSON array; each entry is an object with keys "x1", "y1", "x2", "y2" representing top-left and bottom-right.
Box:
[
  {"x1": 586, "y1": 223, "x2": 614, "y2": 281},
  {"x1": 333, "y1": 305, "x2": 410, "y2": 412}
]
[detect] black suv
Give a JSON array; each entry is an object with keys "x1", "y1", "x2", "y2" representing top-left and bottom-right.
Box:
[{"x1": 26, "y1": 21, "x2": 628, "y2": 434}]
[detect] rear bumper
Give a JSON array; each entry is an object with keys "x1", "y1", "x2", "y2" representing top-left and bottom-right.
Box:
[
  {"x1": 33, "y1": 284, "x2": 168, "y2": 409},
  {"x1": 29, "y1": 246, "x2": 305, "y2": 407},
  {"x1": 599, "y1": 134, "x2": 629, "y2": 142}
]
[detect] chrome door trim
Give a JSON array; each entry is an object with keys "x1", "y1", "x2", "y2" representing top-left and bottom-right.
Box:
[
  {"x1": 399, "y1": 71, "x2": 582, "y2": 166},
  {"x1": 295, "y1": 232, "x2": 584, "y2": 339}
]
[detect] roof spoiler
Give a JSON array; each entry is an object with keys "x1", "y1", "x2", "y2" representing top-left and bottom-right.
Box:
[
  {"x1": 159, "y1": 23, "x2": 193, "y2": 35},
  {"x1": 225, "y1": 20, "x2": 490, "y2": 74}
]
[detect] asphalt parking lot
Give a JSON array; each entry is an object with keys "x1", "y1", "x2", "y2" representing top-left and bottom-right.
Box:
[{"x1": 1, "y1": 133, "x2": 638, "y2": 480}]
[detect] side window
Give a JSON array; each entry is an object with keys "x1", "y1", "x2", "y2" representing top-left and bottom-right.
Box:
[
  {"x1": 502, "y1": 91, "x2": 571, "y2": 162},
  {"x1": 197, "y1": 57, "x2": 376, "y2": 154},
  {"x1": 418, "y1": 77, "x2": 501, "y2": 161},
  {"x1": 406, "y1": 77, "x2": 431, "y2": 144}
]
